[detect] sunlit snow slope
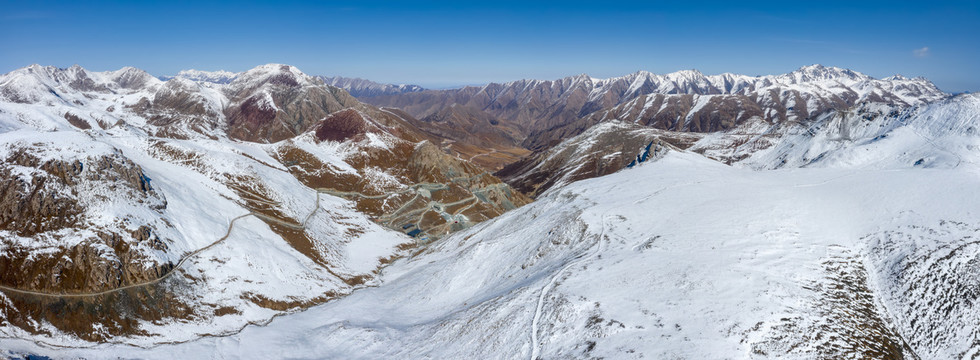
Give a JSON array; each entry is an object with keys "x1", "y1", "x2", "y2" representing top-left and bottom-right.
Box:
[{"x1": 13, "y1": 144, "x2": 980, "y2": 358}]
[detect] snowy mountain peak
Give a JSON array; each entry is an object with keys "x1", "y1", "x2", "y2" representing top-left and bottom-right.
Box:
[
  {"x1": 231, "y1": 63, "x2": 320, "y2": 89},
  {"x1": 170, "y1": 69, "x2": 239, "y2": 84},
  {"x1": 108, "y1": 66, "x2": 161, "y2": 89},
  {"x1": 787, "y1": 64, "x2": 870, "y2": 83},
  {"x1": 319, "y1": 75, "x2": 425, "y2": 98},
  {"x1": 669, "y1": 69, "x2": 706, "y2": 78},
  {"x1": 0, "y1": 64, "x2": 166, "y2": 103}
]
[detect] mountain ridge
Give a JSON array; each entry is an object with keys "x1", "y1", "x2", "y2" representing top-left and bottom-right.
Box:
[
  {"x1": 363, "y1": 64, "x2": 947, "y2": 152},
  {"x1": 319, "y1": 75, "x2": 424, "y2": 98}
]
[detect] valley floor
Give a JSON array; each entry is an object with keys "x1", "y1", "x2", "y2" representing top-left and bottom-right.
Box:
[{"x1": 5, "y1": 152, "x2": 979, "y2": 359}]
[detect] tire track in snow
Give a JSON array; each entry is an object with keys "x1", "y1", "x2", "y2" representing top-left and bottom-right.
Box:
[{"x1": 529, "y1": 213, "x2": 609, "y2": 360}]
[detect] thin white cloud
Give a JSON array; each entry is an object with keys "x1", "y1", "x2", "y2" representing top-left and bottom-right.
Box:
[{"x1": 913, "y1": 47, "x2": 930, "y2": 58}]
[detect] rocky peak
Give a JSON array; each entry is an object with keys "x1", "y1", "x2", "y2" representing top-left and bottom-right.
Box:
[
  {"x1": 225, "y1": 64, "x2": 324, "y2": 100},
  {"x1": 786, "y1": 64, "x2": 871, "y2": 83},
  {"x1": 108, "y1": 66, "x2": 161, "y2": 90},
  {"x1": 223, "y1": 64, "x2": 360, "y2": 143}
]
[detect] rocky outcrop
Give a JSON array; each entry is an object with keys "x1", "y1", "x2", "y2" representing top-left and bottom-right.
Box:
[{"x1": 0, "y1": 149, "x2": 172, "y2": 294}]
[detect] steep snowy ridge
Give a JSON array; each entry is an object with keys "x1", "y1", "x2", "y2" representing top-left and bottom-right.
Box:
[
  {"x1": 0, "y1": 64, "x2": 164, "y2": 105},
  {"x1": 733, "y1": 93, "x2": 980, "y2": 170}
]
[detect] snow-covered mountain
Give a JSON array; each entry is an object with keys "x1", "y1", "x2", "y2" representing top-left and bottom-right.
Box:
[
  {"x1": 499, "y1": 93, "x2": 980, "y2": 200},
  {"x1": 161, "y1": 69, "x2": 239, "y2": 84},
  {"x1": 319, "y1": 76, "x2": 424, "y2": 98},
  {"x1": 734, "y1": 93, "x2": 980, "y2": 170},
  {"x1": 0, "y1": 63, "x2": 527, "y2": 345},
  {"x1": 364, "y1": 65, "x2": 947, "y2": 151}
]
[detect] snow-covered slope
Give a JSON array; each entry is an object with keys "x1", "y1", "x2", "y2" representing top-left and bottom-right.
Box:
[
  {"x1": 12, "y1": 148, "x2": 980, "y2": 358},
  {"x1": 729, "y1": 93, "x2": 980, "y2": 170}
]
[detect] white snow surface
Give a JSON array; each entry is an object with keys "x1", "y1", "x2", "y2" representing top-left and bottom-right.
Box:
[{"x1": 9, "y1": 147, "x2": 980, "y2": 358}]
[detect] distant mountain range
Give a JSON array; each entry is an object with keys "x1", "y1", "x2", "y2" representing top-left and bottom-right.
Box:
[
  {"x1": 159, "y1": 69, "x2": 239, "y2": 84},
  {"x1": 363, "y1": 65, "x2": 946, "y2": 151},
  {"x1": 318, "y1": 76, "x2": 425, "y2": 98}
]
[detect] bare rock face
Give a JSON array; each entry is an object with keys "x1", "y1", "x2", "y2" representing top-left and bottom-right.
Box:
[
  {"x1": 63, "y1": 112, "x2": 92, "y2": 130},
  {"x1": 0, "y1": 157, "x2": 84, "y2": 236},
  {"x1": 0, "y1": 148, "x2": 173, "y2": 294},
  {"x1": 314, "y1": 109, "x2": 379, "y2": 143}
]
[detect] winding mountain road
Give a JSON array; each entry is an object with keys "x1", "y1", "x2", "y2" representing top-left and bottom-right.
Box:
[
  {"x1": 0, "y1": 192, "x2": 324, "y2": 298},
  {"x1": 0, "y1": 171, "x2": 505, "y2": 298}
]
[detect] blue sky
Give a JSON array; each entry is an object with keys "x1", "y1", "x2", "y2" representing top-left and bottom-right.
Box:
[{"x1": 1, "y1": 0, "x2": 978, "y2": 92}]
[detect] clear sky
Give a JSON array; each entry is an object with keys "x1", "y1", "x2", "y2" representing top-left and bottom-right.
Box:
[{"x1": 1, "y1": 0, "x2": 978, "y2": 92}]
